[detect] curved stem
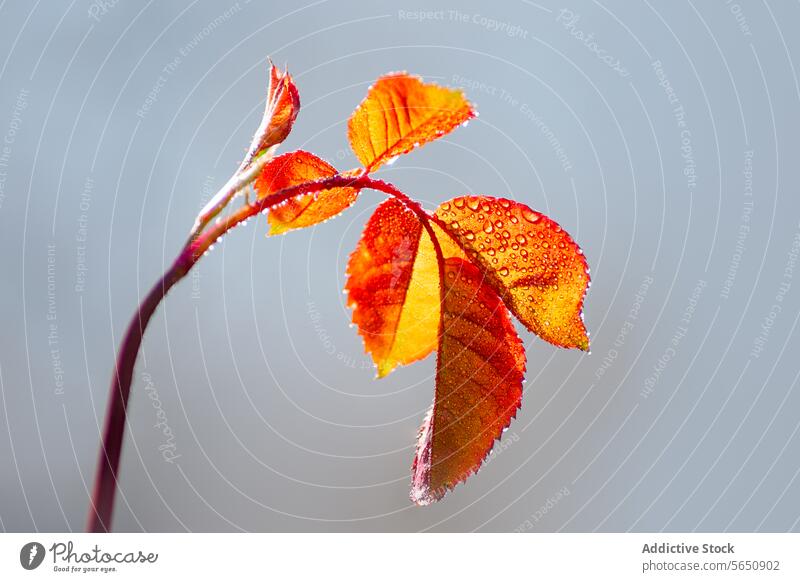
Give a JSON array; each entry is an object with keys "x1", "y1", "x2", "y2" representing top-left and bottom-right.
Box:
[
  {"x1": 192, "y1": 145, "x2": 278, "y2": 235},
  {"x1": 87, "y1": 172, "x2": 440, "y2": 532},
  {"x1": 87, "y1": 248, "x2": 192, "y2": 532}
]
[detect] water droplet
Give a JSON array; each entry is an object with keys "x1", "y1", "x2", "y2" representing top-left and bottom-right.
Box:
[
  {"x1": 466, "y1": 198, "x2": 480, "y2": 211},
  {"x1": 465, "y1": 231, "x2": 475, "y2": 241},
  {"x1": 522, "y1": 208, "x2": 540, "y2": 223},
  {"x1": 454, "y1": 198, "x2": 466, "y2": 209},
  {"x1": 515, "y1": 234, "x2": 527, "y2": 244},
  {"x1": 499, "y1": 267, "x2": 510, "y2": 276},
  {"x1": 495, "y1": 220, "x2": 504, "y2": 228},
  {"x1": 482, "y1": 221, "x2": 493, "y2": 234}
]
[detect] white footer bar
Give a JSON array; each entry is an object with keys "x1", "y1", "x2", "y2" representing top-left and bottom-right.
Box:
[{"x1": 1, "y1": 533, "x2": 797, "y2": 581}]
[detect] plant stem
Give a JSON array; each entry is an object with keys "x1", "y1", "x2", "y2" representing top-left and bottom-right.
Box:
[
  {"x1": 86, "y1": 172, "x2": 443, "y2": 532},
  {"x1": 87, "y1": 246, "x2": 192, "y2": 532}
]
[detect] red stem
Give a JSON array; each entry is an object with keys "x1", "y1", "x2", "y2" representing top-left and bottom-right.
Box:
[
  {"x1": 86, "y1": 172, "x2": 441, "y2": 532},
  {"x1": 86, "y1": 250, "x2": 191, "y2": 532}
]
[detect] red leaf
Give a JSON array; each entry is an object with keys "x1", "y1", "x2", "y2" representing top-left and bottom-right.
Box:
[
  {"x1": 255, "y1": 151, "x2": 359, "y2": 235},
  {"x1": 345, "y1": 198, "x2": 441, "y2": 377},
  {"x1": 411, "y1": 257, "x2": 526, "y2": 504}
]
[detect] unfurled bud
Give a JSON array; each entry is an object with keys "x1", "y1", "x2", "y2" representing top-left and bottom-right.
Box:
[{"x1": 243, "y1": 62, "x2": 300, "y2": 168}]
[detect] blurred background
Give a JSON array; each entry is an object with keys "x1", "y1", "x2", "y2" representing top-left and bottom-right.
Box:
[{"x1": 1, "y1": 0, "x2": 799, "y2": 532}]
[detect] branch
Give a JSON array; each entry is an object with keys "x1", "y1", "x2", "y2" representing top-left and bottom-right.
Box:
[{"x1": 86, "y1": 171, "x2": 444, "y2": 532}]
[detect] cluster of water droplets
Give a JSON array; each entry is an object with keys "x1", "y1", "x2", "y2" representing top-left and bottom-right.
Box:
[{"x1": 435, "y1": 196, "x2": 590, "y2": 341}]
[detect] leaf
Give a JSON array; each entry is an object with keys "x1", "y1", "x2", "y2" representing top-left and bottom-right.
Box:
[
  {"x1": 254, "y1": 151, "x2": 359, "y2": 235},
  {"x1": 434, "y1": 196, "x2": 590, "y2": 350},
  {"x1": 411, "y1": 257, "x2": 526, "y2": 505},
  {"x1": 345, "y1": 198, "x2": 440, "y2": 377},
  {"x1": 242, "y1": 62, "x2": 300, "y2": 168},
  {"x1": 348, "y1": 73, "x2": 475, "y2": 172}
]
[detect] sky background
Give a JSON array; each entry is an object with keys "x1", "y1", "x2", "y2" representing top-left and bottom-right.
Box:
[{"x1": 1, "y1": 0, "x2": 799, "y2": 532}]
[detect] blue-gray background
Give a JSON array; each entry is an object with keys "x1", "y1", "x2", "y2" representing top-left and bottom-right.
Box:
[{"x1": 0, "y1": 0, "x2": 798, "y2": 532}]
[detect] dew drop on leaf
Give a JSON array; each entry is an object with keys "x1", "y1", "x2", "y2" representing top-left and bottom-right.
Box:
[
  {"x1": 522, "y1": 208, "x2": 540, "y2": 223},
  {"x1": 434, "y1": 196, "x2": 590, "y2": 351}
]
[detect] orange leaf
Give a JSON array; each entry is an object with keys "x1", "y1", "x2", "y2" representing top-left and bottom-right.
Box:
[
  {"x1": 348, "y1": 73, "x2": 475, "y2": 172},
  {"x1": 411, "y1": 257, "x2": 525, "y2": 505},
  {"x1": 242, "y1": 62, "x2": 300, "y2": 169},
  {"x1": 434, "y1": 196, "x2": 590, "y2": 350},
  {"x1": 345, "y1": 198, "x2": 440, "y2": 377},
  {"x1": 255, "y1": 151, "x2": 359, "y2": 235}
]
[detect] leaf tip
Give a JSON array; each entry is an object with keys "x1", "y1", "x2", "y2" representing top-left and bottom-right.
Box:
[
  {"x1": 409, "y1": 485, "x2": 437, "y2": 507},
  {"x1": 266, "y1": 222, "x2": 288, "y2": 237},
  {"x1": 577, "y1": 325, "x2": 590, "y2": 351},
  {"x1": 375, "y1": 360, "x2": 395, "y2": 379},
  {"x1": 410, "y1": 406, "x2": 438, "y2": 505}
]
